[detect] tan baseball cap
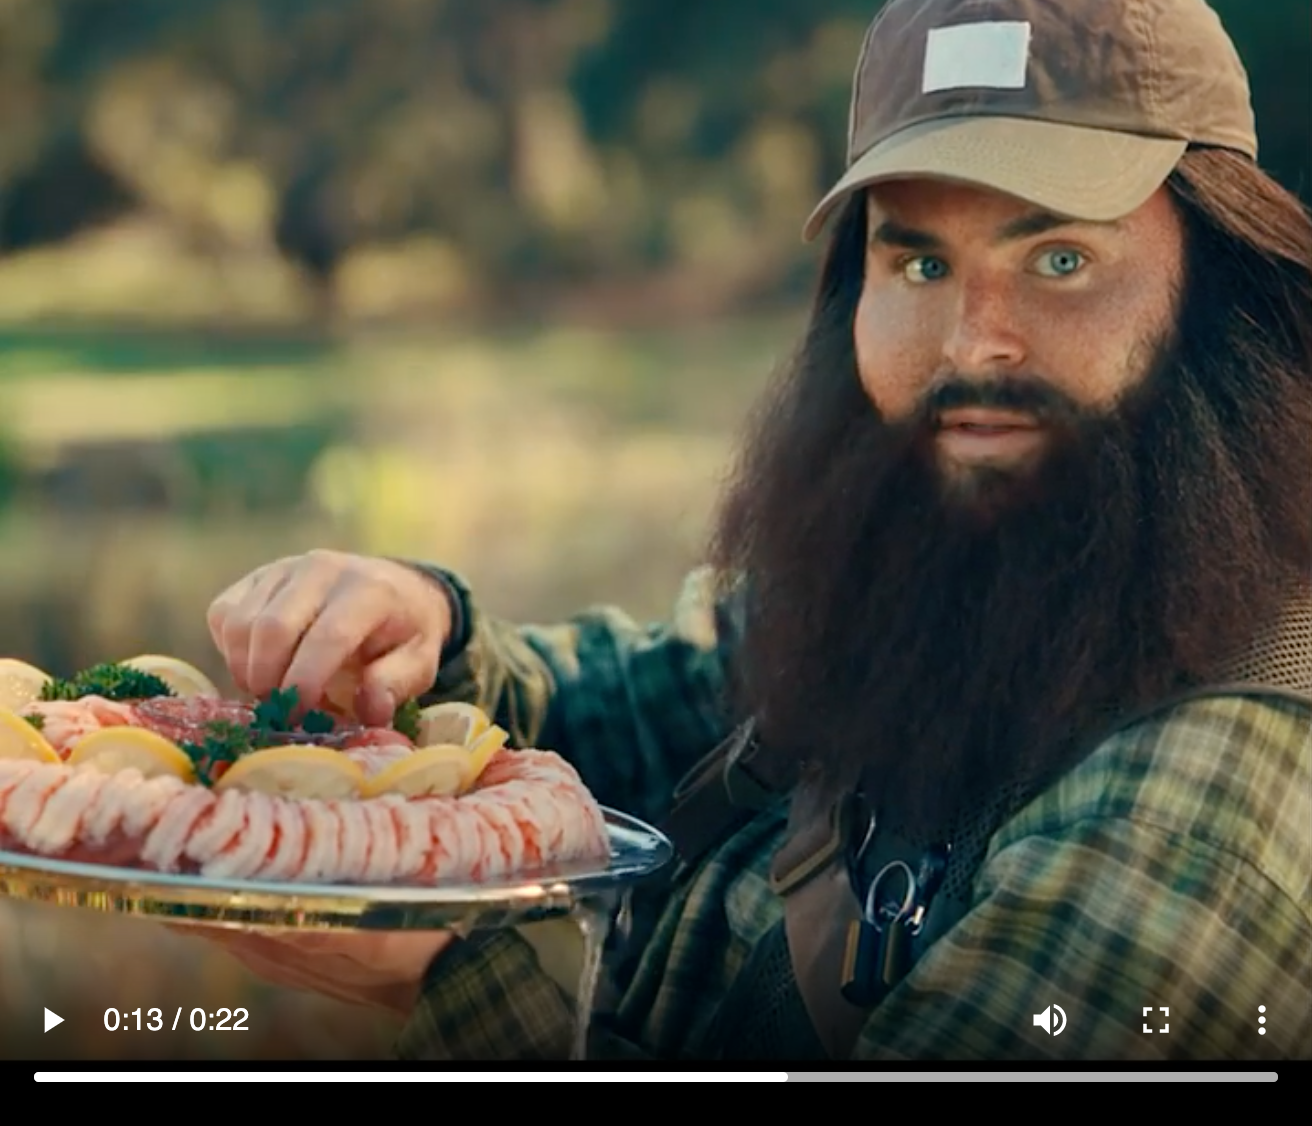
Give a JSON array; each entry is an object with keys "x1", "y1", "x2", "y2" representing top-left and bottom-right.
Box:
[{"x1": 803, "y1": 0, "x2": 1257, "y2": 241}]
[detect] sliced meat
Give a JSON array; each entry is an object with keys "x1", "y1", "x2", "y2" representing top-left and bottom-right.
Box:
[{"x1": 132, "y1": 697, "x2": 255, "y2": 745}]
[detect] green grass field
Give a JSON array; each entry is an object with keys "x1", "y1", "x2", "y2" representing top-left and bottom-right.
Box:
[{"x1": 0, "y1": 314, "x2": 799, "y2": 1060}]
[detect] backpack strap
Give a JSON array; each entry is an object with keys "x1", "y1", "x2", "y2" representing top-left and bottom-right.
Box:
[
  {"x1": 770, "y1": 784, "x2": 873, "y2": 1057},
  {"x1": 660, "y1": 718, "x2": 798, "y2": 870}
]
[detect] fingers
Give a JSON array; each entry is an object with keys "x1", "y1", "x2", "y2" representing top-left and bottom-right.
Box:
[
  {"x1": 171, "y1": 928, "x2": 333, "y2": 990},
  {"x1": 277, "y1": 583, "x2": 398, "y2": 712},
  {"x1": 167, "y1": 926, "x2": 455, "y2": 1012},
  {"x1": 207, "y1": 551, "x2": 348, "y2": 701},
  {"x1": 207, "y1": 566, "x2": 283, "y2": 694},
  {"x1": 205, "y1": 551, "x2": 445, "y2": 716},
  {"x1": 217, "y1": 938, "x2": 335, "y2": 995},
  {"x1": 243, "y1": 563, "x2": 348, "y2": 700},
  {"x1": 187, "y1": 931, "x2": 380, "y2": 998},
  {"x1": 356, "y1": 635, "x2": 439, "y2": 727}
]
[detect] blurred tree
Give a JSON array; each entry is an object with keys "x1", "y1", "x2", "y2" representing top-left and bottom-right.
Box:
[
  {"x1": 0, "y1": 132, "x2": 137, "y2": 252},
  {"x1": 0, "y1": 0, "x2": 1304, "y2": 322}
]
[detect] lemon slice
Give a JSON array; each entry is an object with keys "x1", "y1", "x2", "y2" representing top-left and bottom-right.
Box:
[
  {"x1": 214, "y1": 746, "x2": 365, "y2": 799},
  {"x1": 0, "y1": 706, "x2": 62, "y2": 764},
  {"x1": 362, "y1": 745, "x2": 472, "y2": 799},
  {"x1": 0, "y1": 659, "x2": 52, "y2": 712},
  {"x1": 464, "y1": 724, "x2": 508, "y2": 786},
  {"x1": 120, "y1": 655, "x2": 220, "y2": 699},
  {"x1": 66, "y1": 727, "x2": 196, "y2": 782},
  {"x1": 413, "y1": 701, "x2": 491, "y2": 748}
]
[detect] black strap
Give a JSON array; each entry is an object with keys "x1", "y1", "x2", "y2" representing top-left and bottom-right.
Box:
[{"x1": 660, "y1": 719, "x2": 797, "y2": 868}]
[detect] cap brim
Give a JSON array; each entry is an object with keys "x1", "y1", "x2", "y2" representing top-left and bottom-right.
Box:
[{"x1": 802, "y1": 115, "x2": 1188, "y2": 241}]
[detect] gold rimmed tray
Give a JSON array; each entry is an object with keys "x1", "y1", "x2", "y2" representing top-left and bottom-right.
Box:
[{"x1": 0, "y1": 807, "x2": 672, "y2": 932}]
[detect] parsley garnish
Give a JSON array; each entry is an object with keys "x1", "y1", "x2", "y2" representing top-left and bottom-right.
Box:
[
  {"x1": 181, "y1": 720, "x2": 254, "y2": 787},
  {"x1": 252, "y1": 686, "x2": 300, "y2": 733},
  {"x1": 249, "y1": 685, "x2": 333, "y2": 735},
  {"x1": 300, "y1": 709, "x2": 335, "y2": 735},
  {"x1": 32, "y1": 668, "x2": 417, "y2": 785},
  {"x1": 392, "y1": 698, "x2": 421, "y2": 741},
  {"x1": 39, "y1": 662, "x2": 175, "y2": 703}
]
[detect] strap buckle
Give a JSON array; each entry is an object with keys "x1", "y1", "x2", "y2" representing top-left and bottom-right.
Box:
[{"x1": 769, "y1": 791, "x2": 862, "y2": 897}]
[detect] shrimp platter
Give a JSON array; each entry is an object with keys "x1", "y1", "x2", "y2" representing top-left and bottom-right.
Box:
[{"x1": 0, "y1": 655, "x2": 611, "y2": 887}]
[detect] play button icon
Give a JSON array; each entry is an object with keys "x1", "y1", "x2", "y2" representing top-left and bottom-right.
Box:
[{"x1": 44, "y1": 1008, "x2": 64, "y2": 1032}]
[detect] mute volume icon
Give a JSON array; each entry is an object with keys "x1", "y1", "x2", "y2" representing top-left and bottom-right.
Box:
[{"x1": 1033, "y1": 1004, "x2": 1067, "y2": 1036}]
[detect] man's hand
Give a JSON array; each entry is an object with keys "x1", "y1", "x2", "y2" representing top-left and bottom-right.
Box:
[
  {"x1": 170, "y1": 926, "x2": 457, "y2": 1017},
  {"x1": 207, "y1": 550, "x2": 454, "y2": 727}
]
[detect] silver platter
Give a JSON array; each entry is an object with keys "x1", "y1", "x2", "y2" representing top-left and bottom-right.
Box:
[{"x1": 0, "y1": 807, "x2": 672, "y2": 932}]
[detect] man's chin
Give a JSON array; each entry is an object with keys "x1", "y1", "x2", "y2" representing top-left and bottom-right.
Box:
[{"x1": 927, "y1": 448, "x2": 1054, "y2": 522}]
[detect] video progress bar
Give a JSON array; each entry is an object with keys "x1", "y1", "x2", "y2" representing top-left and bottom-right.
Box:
[
  {"x1": 34, "y1": 1072, "x2": 786, "y2": 1082},
  {"x1": 32, "y1": 1071, "x2": 1279, "y2": 1083}
]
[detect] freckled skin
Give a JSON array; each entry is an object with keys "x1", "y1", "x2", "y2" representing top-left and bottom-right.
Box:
[{"x1": 854, "y1": 179, "x2": 1187, "y2": 481}]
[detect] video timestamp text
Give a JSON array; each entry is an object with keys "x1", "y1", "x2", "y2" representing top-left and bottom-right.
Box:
[{"x1": 103, "y1": 1007, "x2": 249, "y2": 1032}]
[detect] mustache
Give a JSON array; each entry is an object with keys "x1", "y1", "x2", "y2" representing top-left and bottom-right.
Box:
[{"x1": 918, "y1": 376, "x2": 1088, "y2": 425}]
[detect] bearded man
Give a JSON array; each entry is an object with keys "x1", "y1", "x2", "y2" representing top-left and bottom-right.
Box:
[{"x1": 195, "y1": 0, "x2": 1311, "y2": 1061}]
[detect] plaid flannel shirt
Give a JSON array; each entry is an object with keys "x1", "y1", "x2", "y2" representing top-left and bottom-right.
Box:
[{"x1": 393, "y1": 566, "x2": 1312, "y2": 1062}]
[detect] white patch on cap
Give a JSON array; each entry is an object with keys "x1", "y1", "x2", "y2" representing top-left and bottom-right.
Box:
[{"x1": 922, "y1": 20, "x2": 1032, "y2": 93}]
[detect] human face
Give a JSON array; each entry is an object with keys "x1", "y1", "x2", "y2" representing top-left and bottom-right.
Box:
[{"x1": 854, "y1": 178, "x2": 1186, "y2": 487}]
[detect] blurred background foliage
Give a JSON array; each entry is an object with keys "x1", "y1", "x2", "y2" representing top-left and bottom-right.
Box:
[
  {"x1": 0, "y1": 0, "x2": 1304, "y2": 327},
  {"x1": 0, "y1": 0, "x2": 1306, "y2": 1064}
]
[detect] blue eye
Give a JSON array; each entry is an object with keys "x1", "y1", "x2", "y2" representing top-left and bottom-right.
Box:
[
  {"x1": 902, "y1": 256, "x2": 950, "y2": 283},
  {"x1": 1035, "y1": 249, "x2": 1086, "y2": 277}
]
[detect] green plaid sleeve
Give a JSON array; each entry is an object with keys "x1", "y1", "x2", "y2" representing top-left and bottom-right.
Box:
[
  {"x1": 393, "y1": 929, "x2": 576, "y2": 1060},
  {"x1": 851, "y1": 695, "x2": 1312, "y2": 1061},
  {"x1": 409, "y1": 564, "x2": 739, "y2": 823},
  {"x1": 393, "y1": 923, "x2": 658, "y2": 1061}
]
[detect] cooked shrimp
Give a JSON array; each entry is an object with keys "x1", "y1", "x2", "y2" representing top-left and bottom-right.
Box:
[
  {"x1": 0, "y1": 746, "x2": 610, "y2": 885},
  {"x1": 19, "y1": 696, "x2": 140, "y2": 758}
]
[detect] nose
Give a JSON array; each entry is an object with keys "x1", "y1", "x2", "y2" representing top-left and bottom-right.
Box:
[{"x1": 940, "y1": 278, "x2": 1028, "y2": 375}]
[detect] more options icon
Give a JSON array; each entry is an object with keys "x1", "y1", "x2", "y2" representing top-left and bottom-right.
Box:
[{"x1": 1033, "y1": 1004, "x2": 1067, "y2": 1036}]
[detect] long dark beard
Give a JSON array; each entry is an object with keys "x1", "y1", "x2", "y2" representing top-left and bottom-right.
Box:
[{"x1": 708, "y1": 195, "x2": 1312, "y2": 842}]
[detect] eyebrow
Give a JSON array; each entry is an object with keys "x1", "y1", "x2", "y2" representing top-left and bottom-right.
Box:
[{"x1": 869, "y1": 210, "x2": 1120, "y2": 250}]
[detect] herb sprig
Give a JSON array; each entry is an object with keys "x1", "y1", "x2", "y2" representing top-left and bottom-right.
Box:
[
  {"x1": 180, "y1": 720, "x2": 254, "y2": 785},
  {"x1": 39, "y1": 662, "x2": 175, "y2": 703},
  {"x1": 177, "y1": 684, "x2": 341, "y2": 786},
  {"x1": 252, "y1": 686, "x2": 300, "y2": 733},
  {"x1": 392, "y1": 698, "x2": 421, "y2": 741},
  {"x1": 249, "y1": 685, "x2": 336, "y2": 737}
]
